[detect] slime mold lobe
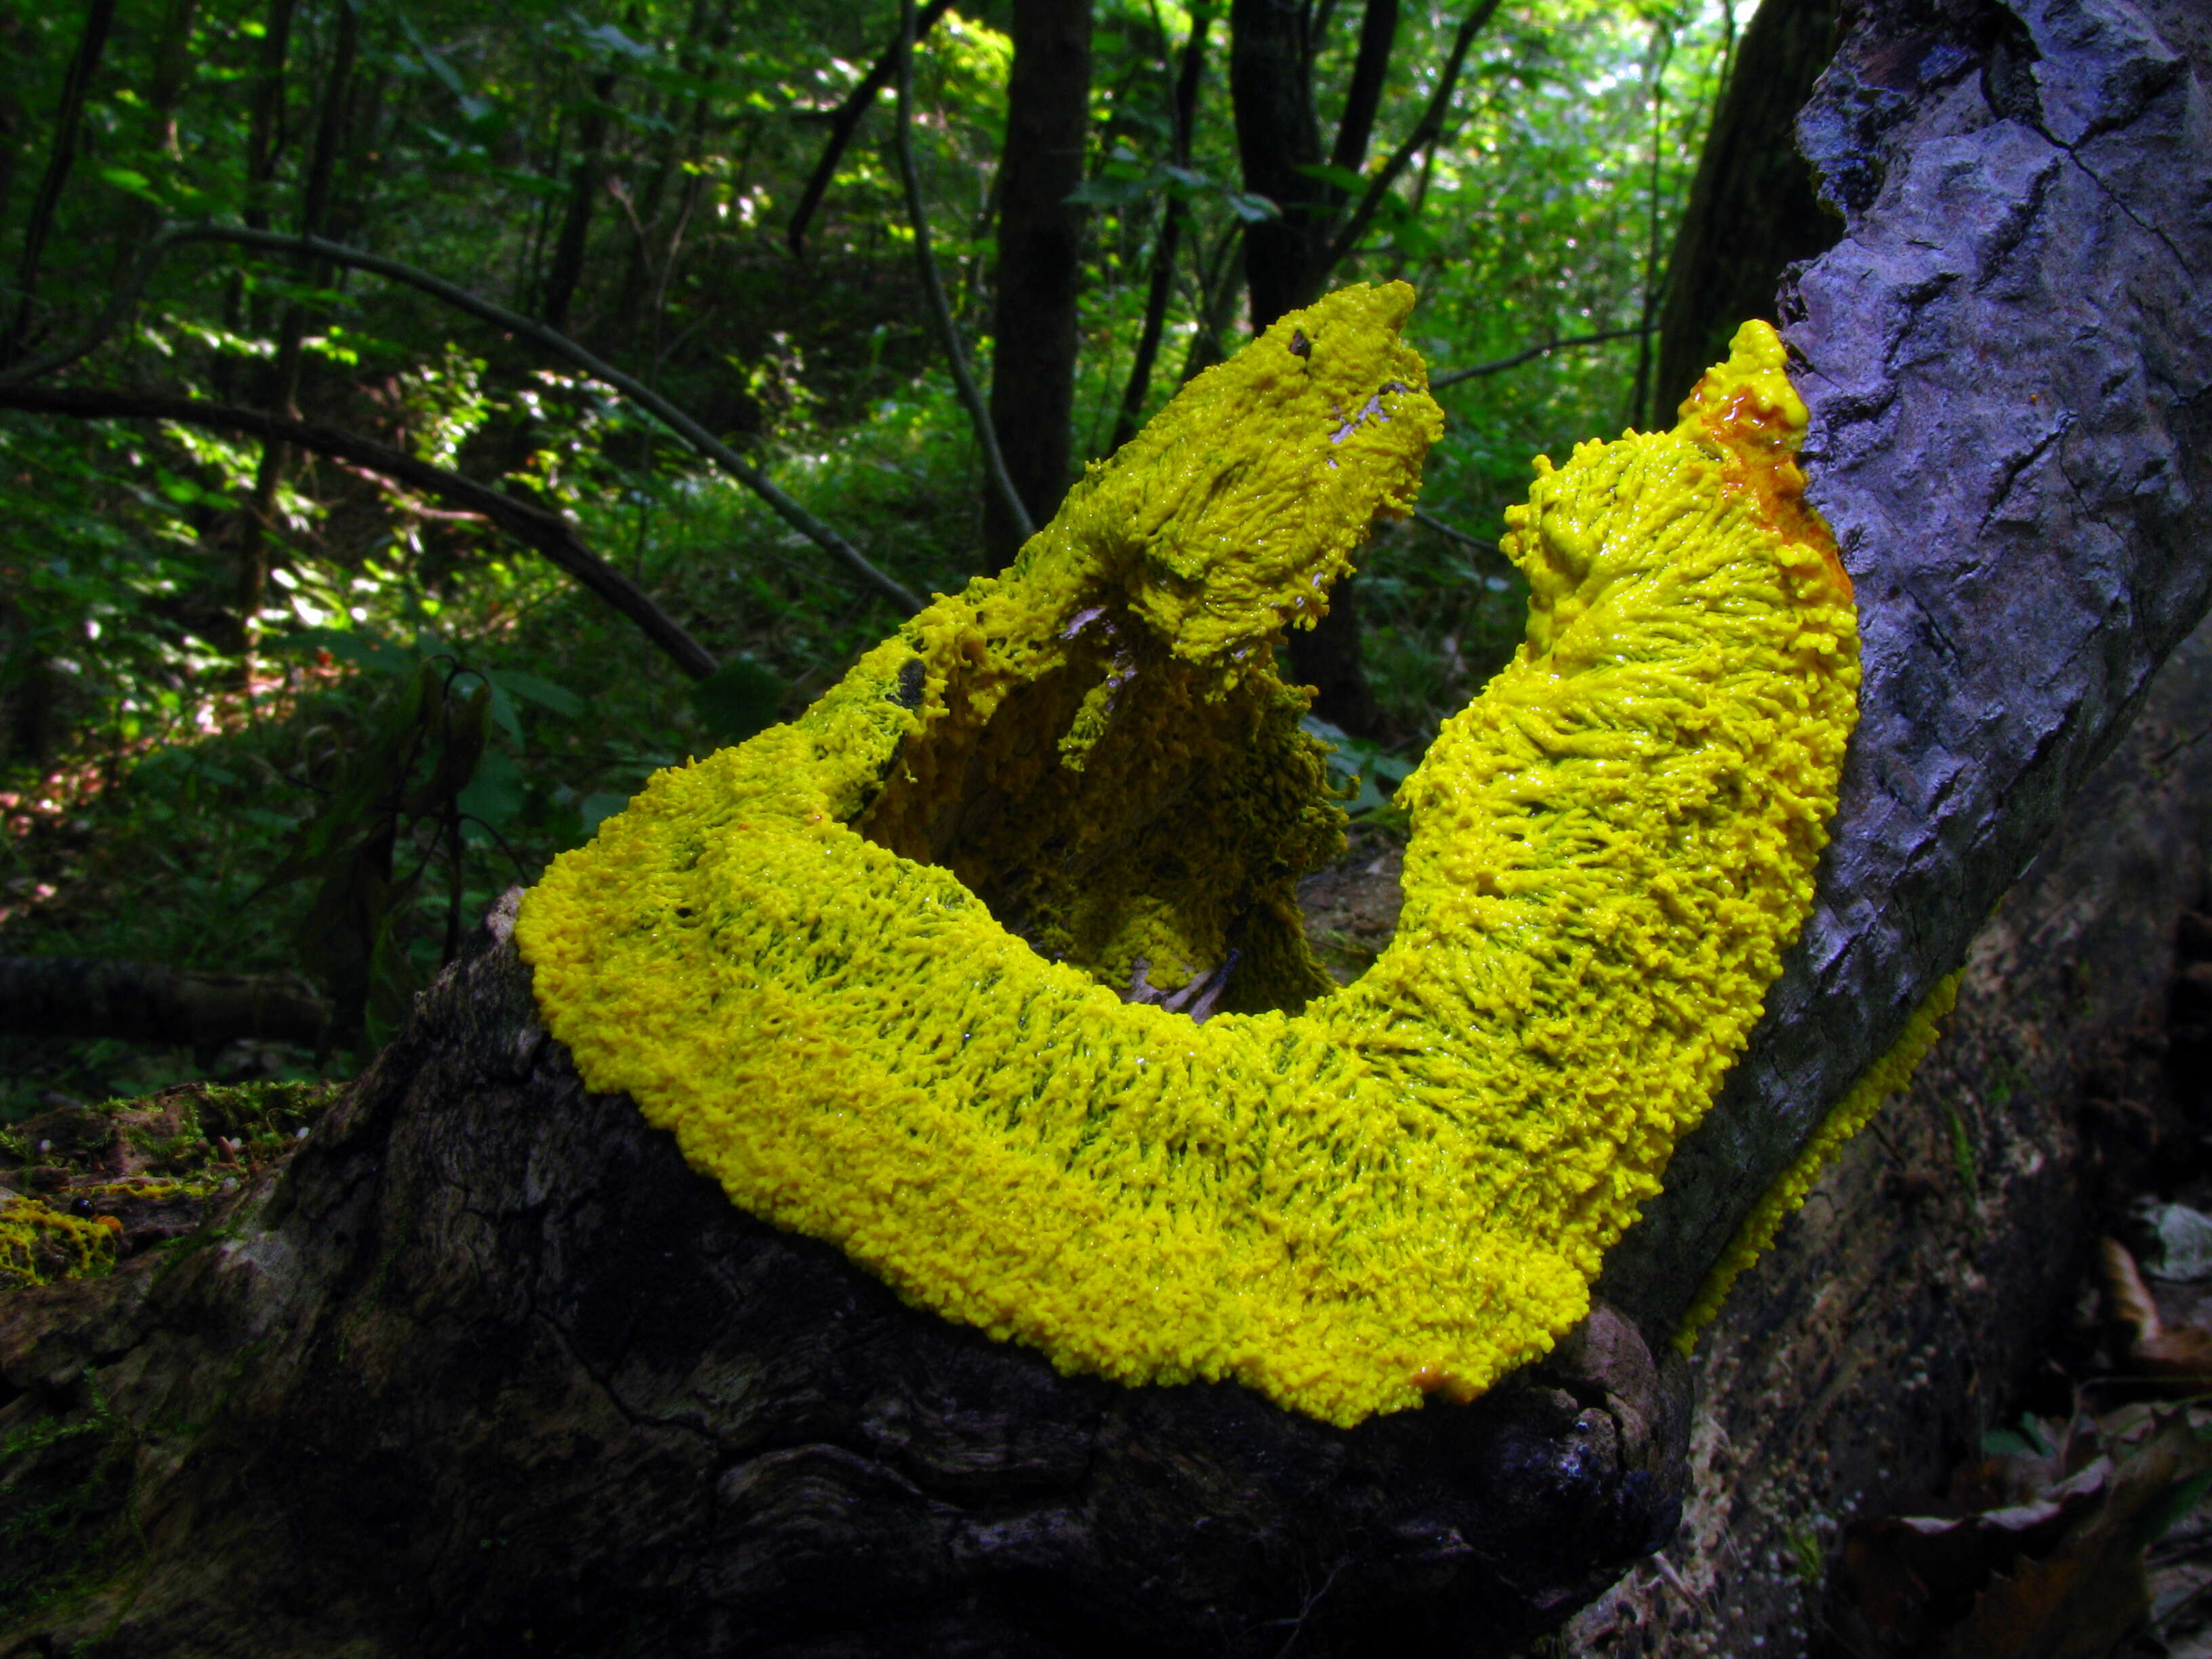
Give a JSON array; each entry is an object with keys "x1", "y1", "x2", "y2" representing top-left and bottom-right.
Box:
[{"x1": 516, "y1": 303, "x2": 1857, "y2": 1428}]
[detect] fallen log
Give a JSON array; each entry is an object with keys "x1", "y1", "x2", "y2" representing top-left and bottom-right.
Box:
[
  {"x1": 0, "y1": 956, "x2": 329, "y2": 1054},
  {"x1": 1, "y1": 0, "x2": 2207, "y2": 1652}
]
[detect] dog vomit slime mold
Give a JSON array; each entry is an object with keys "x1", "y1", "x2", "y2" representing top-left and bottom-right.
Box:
[{"x1": 518, "y1": 285, "x2": 1860, "y2": 1427}]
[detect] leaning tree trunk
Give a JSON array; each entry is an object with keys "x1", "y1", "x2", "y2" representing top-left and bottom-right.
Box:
[{"x1": 2, "y1": 1, "x2": 2208, "y2": 1654}]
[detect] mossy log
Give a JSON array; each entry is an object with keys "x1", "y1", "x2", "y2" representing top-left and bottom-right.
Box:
[{"x1": 1, "y1": 0, "x2": 2207, "y2": 1654}]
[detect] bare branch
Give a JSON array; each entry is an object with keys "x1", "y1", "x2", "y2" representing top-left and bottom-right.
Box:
[
  {"x1": 787, "y1": 0, "x2": 958, "y2": 255},
  {"x1": 890, "y1": 0, "x2": 1036, "y2": 546},
  {"x1": 1317, "y1": 0, "x2": 1500, "y2": 279},
  {"x1": 1429, "y1": 325, "x2": 1645, "y2": 388},
  {"x1": 0, "y1": 382, "x2": 720, "y2": 681},
  {"x1": 1409, "y1": 506, "x2": 1502, "y2": 562},
  {"x1": 0, "y1": 222, "x2": 925, "y2": 612},
  {"x1": 0, "y1": 955, "x2": 328, "y2": 1050}
]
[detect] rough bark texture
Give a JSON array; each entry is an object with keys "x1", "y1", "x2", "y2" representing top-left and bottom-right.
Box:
[
  {"x1": 0, "y1": 900, "x2": 1688, "y2": 1658},
  {"x1": 1228, "y1": 0, "x2": 1326, "y2": 329},
  {"x1": 1559, "y1": 609, "x2": 2212, "y2": 1657},
  {"x1": 1599, "y1": 0, "x2": 2212, "y2": 1336}
]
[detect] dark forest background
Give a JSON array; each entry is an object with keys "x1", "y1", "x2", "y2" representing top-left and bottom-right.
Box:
[{"x1": 0, "y1": 0, "x2": 1832, "y2": 1109}]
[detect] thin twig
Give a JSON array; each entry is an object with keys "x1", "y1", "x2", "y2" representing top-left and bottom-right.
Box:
[
  {"x1": 1410, "y1": 507, "x2": 1502, "y2": 561},
  {"x1": 1429, "y1": 325, "x2": 1645, "y2": 388},
  {"x1": 0, "y1": 381, "x2": 720, "y2": 680},
  {"x1": 1318, "y1": 0, "x2": 1501, "y2": 279},
  {"x1": 786, "y1": 0, "x2": 959, "y2": 255},
  {"x1": 890, "y1": 0, "x2": 1034, "y2": 544},
  {"x1": 0, "y1": 221, "x2": 923, "y2": 611}
]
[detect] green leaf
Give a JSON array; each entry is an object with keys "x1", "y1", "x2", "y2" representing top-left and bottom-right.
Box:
[
  {"x1": 97, "y1": 166, "x2": 159, "y2": 203},
  {"x1": 578, "y1": 791, "x2": 631, "y2": 835},
  {"x1": 1294, "y1": 161, "x2": 1369, "y2": 193},
  {"x1": 485, "y1": 668, "x2": 583, "y2": 718},
  {"x1": 2142, "y1": 1469, "x2": 2212, "y2": 1546},
  {"x1": 1391, "y1": 219, "x2": 1440, "y2": 259},
  {"x1": 579, "y1": 21, "x2": 654, "y2": 60},
  {"x1": 1222, "y1": 190, "x2": 1281, "y2": 224},
  {"x1": 484, "y1": 684, "x2": 525, "y2": 752},
  {"x1": 690, "y1": 658, "x2": 785, "y2": 745},
  {"x1": 457, "y1": 744, "x2": 524, "y2": 831},
  {"x1": 1067, "y1": 169, "x2": 1162, "y2": 208}
]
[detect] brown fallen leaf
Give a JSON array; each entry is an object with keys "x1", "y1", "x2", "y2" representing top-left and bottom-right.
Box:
[
  {"x1": 1931, "y1": 1412, "x2": 2212, "y2": 1659},
  {"x1": 2100, "y1": 1235, "x2": 2212, "y2": 1384}
]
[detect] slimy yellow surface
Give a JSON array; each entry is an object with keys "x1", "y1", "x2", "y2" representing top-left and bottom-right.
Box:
[{"x1": 516, "y1": 287, "x2": 1859, "y2": 1427}]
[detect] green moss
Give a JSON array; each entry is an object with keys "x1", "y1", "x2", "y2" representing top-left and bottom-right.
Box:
[
  {"x1": 0, "y1": 1387, "x2": 141, "y2": 1628},
  {"x1": 1, "y1": 1079, "x2": 342, "y2": 1295}
]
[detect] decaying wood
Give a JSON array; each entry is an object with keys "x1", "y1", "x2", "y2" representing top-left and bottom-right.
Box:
[
  {"x1": 1, "y1": 906, "x2": 1687, "y2": 1657},
  {"x1": 1563, "y1": 615, "x2": 2212, "y2": 1656},
  {"x1": 2, "y1": 1, "x2": 2208, "y2": 1653},
  {"x1": 0, "y1": 955, "x2": 328, "y2": 1052}
]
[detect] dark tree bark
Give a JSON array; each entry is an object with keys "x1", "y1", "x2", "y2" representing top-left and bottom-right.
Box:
[
  {"x1": 1599, "y1": 0, "x2": 2212, "y2": 1333},
  {"x1": 1109, "y1": 4, "x2": 1210, "y2": 454},
  {"x1": 1653, "y1": 0, "x2": 1841, "y2": 415},
  {"x1": 1568, "y1": 611, "x2": 2212, "y2": 1655},
  {"x1": 1228, "y1": 0, "x2": 1326, "y2": 328},
  {"x1": 1328, "y1": 0, "x2": 1398, "y2": 201},
  {"x1": 0, "y1": 0, "x2": 118, "y2": 365},
  {"x1": 1, "y1": 2, "x2": 2207, "y2": 1654},
  {"x1": 0, "y1": 903, "x2": 1689, "y2": 1658},
  {"x1": 541, "y1": 58, "x2": 623, "y2": 334},
  {"x1": 1229, "y1": 0, "x2": 1360, "y2": 728},
  {"x1": 1226, "y1": 0, "x2": 1492, "y2": 733},
  {"x1": 981, "y1": 0, "x2": 1093, "y2": 571}
]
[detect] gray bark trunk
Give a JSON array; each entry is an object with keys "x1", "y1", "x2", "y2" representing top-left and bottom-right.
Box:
[
  {"x1": 1599, "y1": 0, "x2": 2212, "y2": 1335},
  {"x1": 1560, "y1": 608, "x2": 2212, "y2": 1656}
]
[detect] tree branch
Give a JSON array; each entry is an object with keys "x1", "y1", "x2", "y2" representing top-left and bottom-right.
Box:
[
  {"x1": 1410, "y1": 506, "x2": 1502, "y2": 561},
  {"x1": 0, "y1": 222, "x2": 924, "y2": 612},
  {"x1": 786, "y1": 0, "x2": 958, "y2": 256},
  {"x1": 1317, "y1": 0, "x2": 1499, "y2": 279},
  {"x1": 1429, "y1": 325, "x2": 1646, "y2": 388},
  {"x1": 0, "y1": 382, "x2": 720, "y2": 681},
  {"x1": 1110, "y1": 2, "x2": 1212, "y2": 454},
  {"x1": 1327, "y1": 0, "x2": 1397, "y2": 179},
  {"x1": 0, "y1": 955, "x2": 329, "y2": 1051},
  {"x1": 890, "y1": 0, "x2": 1036, "y2": 546}
]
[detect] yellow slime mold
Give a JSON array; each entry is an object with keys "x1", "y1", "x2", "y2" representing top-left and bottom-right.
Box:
[
  {"x1": 1674, "y1": 972, "x2": 1963, "y2": 1353},
  {"x1": 517, "y1": 292, "x2": 1858, "y2": 1428}
]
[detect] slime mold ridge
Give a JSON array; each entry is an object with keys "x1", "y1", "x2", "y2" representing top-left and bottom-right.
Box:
[{"x1": 516, "y1": 291, "x2": 1858, "y2": 1427}]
